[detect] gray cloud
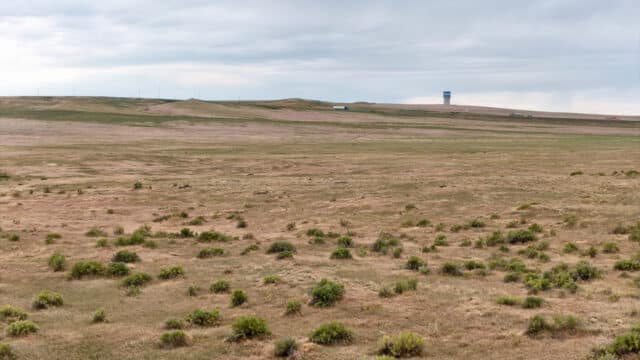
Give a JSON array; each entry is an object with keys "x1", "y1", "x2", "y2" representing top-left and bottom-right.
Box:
[{"x1": 1, "y1": 0, "x2": 639, "y2": 113}]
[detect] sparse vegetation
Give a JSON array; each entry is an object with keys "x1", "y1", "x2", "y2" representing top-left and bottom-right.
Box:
[
  {"x1": 274, "y1": 336, "x2": 297, "y2": 357},
  {"x1": 310, "y1": 279, "x2": 344, "y2": 307},
  {"x1": 158, "y1": 266, "x2": 185, "y2": 279},
  {"x1": 48, "y1": 252, "x2": 66, "y2": 271},
  {"x1": 160, "y1": 330, "x2": 191, "y2": 348},
  {"x1": 285, "y1": 298, "x2": 302, "y2": 315},
  {"x1": 376, "y1": 331, "x2": 424, "y2": 357},
  {"x1": 230, "y1": 289, "x2": 248, "y2": 307},
  {"x1": 32, "y1": 290, "x2": 64, "y2": 309},
  {"x1": 187, "y1": 308, "x2": 220, "y2": 326},
  {"x1": 69, "y1": 261, "x2": 105, "y2": 279},
  {"x1": 229, "y1": 315, "x2": 269, "y2": 341},
  {"x1": 309, "y1": 321, "x2": 353, "y2": 345},
  {"x1": 6, "y1": 320, "x2": 38, "y2": 337}
]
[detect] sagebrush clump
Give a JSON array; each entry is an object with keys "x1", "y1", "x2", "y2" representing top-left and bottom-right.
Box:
[
  {"x1": 309, "y1": 321, "x2": 353, "y2": 345},
  {"x1": 229, "y1": 315, "x2": 269, "y2": 341},
  {"x1": 310, "y1": 279, "x2": 344, "y2": 307},
  {"x1": 187, "y1": 308, "x2": 220, "y2": 327},
  {"x1": 32, "y1": 290, "x2": 64, "y2": 309},
  {"x1": 376, "y1": 331, "x2": 424, "y2": 357}
]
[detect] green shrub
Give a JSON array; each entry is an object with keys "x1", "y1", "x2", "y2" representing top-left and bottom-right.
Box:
[
  {"x1": 522, "y1": 296, "x2": 544, "y2": 309},
  {"x1": 95, "y1": 238, "x2": 108, "y2": 247},
  {"x1": 187, "y1": 216, "x2": 206, "y2": 226},
  {"x1": 526, "y1": 315, "x2": 551, "y2": 336},
  {"x1": 405, "y1": 256, "x2": 425, "y2": 271},
  {"x1": 581, "y1": 246, "x2": 598, "y2": 258},
  {"x1": 506, "y1": 229, "x2": 536, "y2": 244},
  {"x1": 573, "y1": 261, "x2": 601, "y2": 281},
  {"x1": 85, "y1": 227, "x2": 107, "y2": 237},
  {"x1": 433, "y1": 234, "x2": 448, "y2": 246},
  {"x1": 528, "y1": 223, "x2": 544, "y2": 233},
  {"x1": 267, "y1": 241, "x2": 296, "y2": 254},
  {"x1": 503, "y1": 272, "x2": 521, "y2": 282},
  {"x1": 48, "y1": 252, "x2": 66, "y2": 272},
  {"x1": 564, "y1": 214, "x2": 578, "y2": 227},
  {"x1": 8, "y1": 234, "x2": 20, "y2": 242},
  {"x1": 231, "y1": 290, "x2": 248, "y2": 307},
  {"x1": 563, "y1": 242, "x2": 579, "y2": 253},
  {"x1": 263, "y1": 275, "x2": 281, "y2": 285},
  {"x1": 6, "y1": 320, "x2": 38, "y2": 337},
  {"x1": 277, "y1": 250, "x2": 294, "y2": 260},
  {"x1": 372, "y1": 233, "x2": 400, "y2": 254},
  {"x1": 337, "y1": 236, "x2": 354, "y2": 247},
  {"x1": 114, "y1": 231, "x2": 145, "y2": 246},
  {"x1": 440, "y1": 262, "x2": 462, "y2": 276},
  {"x1": 483, "y1": 231, "x2": 505, "y2": 246},
  {"x1": 32, "y1": 290, "x2": 63, "y2": 309},
  {"x1": 376, "y1": 331, "x2": 424, "y2": 357},
  {"x1": 331, "y1": 247, "x2": 352, "y2": 259},
  {"x1": 210, "y1": 280, "x2": 230, "y2": 293},
  {"x1": 122, "y1": 272, "x2": 152, "y2": 287},
  {"x1": 379, "y1": 287, "x2": 394, "y2": 298},
  {"x1": 164, "y1": 318, "x2": 185, "y2": 330},
  {"x1": 0, "y1": 305, "x2": 27, "y2": 322},
  {"x1": 310, "y1": 279, "x2": 344, "y2": 307},
  {"x1": 197, "y1": 230, "x2": 231, "y2": 242},
  {"x1": 463, "y1": 260, "x2": 485, "y2": 270},
  {"x1": 394, "y1": 279, "x2": 418, "y2": 294},
  {"x1": 179, "y1": 228, "x2": 194, "y2": 238},
  {"x1": 112, "y1": 250, "x2": 139, "y2": 263},
  {"x1": 0, "y1": 343, "x2": 16, "y2": 359},
  {"x1": 309, "y1": 321, "x2": 353, "y2": 345},
  {"x1": 306, "y1": 228, "x2": 325, "y2": 238},
  {"x1": 274, "y1": 336, "x2": 297, "y2": 357},
  {"x1": 240, "y1": 243, "x2": 260, "y2": 255},
  {"x1": 615, "y1": 259, "x2": 640, "y2": 271},
  {"x1": 92, "y1": 308, "x2": 106, "y2": 323},
  {"x1": 416, "y1": 219, "x2": 431, "y2": 227},
  {"x1": 69, "y1": 261, "x2": 105, "y2": 279},
  {"x1": 187, "y1": 308, "x2": 220, "y2": 326},
  {"x1": 285, "y1": 298, "x2": 302, "y2": 315},
  {"x1": 230, "y1": 315, "x2": 269, "y2": 341},
  {"x1": 469, "y1": 218, "x2": 485, "y2": 228},
  {"x1": 603, "y1": 242, "x2": 620, "y2": 254},
  {"x1": 187, "y1": 284, "x2": 199, "y2": 296},
  {"x1": 286, "y1": 222, "x2": 296, "y2": 231},
  {"x1": 197, "y1": 247, "x2": 225, "y2": 258},
  {"x1": 45, "y1": 232, "x2": 61, "y2": 244},
  {"x1": 106, "y1": 262, "x2": 130, "y2": 277},
  {"x1": 496, "y1": 296, "x2": 521, "y2": 306},
  {"x1": 158, "y1": 266, "x2": 184, "y2": 280},
  {"x1": 607, "y1": 331, "x2": 640, "y2": 355},
  {"x1": 160, "y1": 330, "x2": 190, "y2": 348}
]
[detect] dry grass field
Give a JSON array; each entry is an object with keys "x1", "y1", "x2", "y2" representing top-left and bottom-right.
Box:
[{"x1": 1, "y1": 97, "x2": 640, "y2": 359}]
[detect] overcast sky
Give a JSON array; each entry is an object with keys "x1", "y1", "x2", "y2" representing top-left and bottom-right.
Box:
[{"x1": 1, "y1": 0, "x2": 639, "y2": 114}]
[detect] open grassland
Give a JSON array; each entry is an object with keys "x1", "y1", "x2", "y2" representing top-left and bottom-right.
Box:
[{"x1": 0, "y1": 97, "x2": 639, "y2": 359}]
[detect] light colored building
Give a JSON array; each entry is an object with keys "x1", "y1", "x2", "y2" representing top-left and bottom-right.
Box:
[{"x1": 332, "y1": 105, "x2": 349, "y2": 111}]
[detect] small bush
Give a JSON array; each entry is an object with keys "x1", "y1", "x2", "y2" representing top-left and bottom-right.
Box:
[
  {"x1": 45, "y1": 232, "x2": 61, "y2": 244},
  {"x1": 331, "y1": 247, "x2": 352, "y2": 259},
  {"x1": 187, "y1": 284, "x2": 199, "y2": 296},
  {"x1": 231, "y1": 290, "x2": 248, "y2": 307},
  {"x1": 307, "y1": 228, "x2": 325, "y2": 238},
  {"x1": 286, "y1": 222, "x2": 296, "y2": 231},
  {"x1": 563, "y1": 242, "x2": 579, "y2": 253},
  {"x1": 6, "y1": 320, "x2": 38, "y2": 337},
  {"x1": 0, "y1": 343, "x2": 16, "y2": 359},
  {"x1": 274, "y1": 336, "x2": 297, "y2": 357},
  {"x1": 263, "y1": 275, "x2": 281, "y2": 285},
  {"x1": 309, "y1": 321, "x2": 354, "y2": 345},
  {"x1": 614, "y1": 259, "x2": 640, "y2": 271},
  {"x1": 164, "y1": 318, "x2": 185, "y2": 330},
  {"x1": 240, "y1": 243, "x2": 259, "y2": 255},
  {"x1": 496, "y1": 296, "x2": 521, "y2": 306},
  {"x1": 112, "y1": 250, "x2": 139, "y2": 263},
  {"x1": 506, "y1": 229, "x2": 536, "y2": 244},
  {"x1": 106, "y1": 262, "x2": 130, "y2": 277},
  {"x1": 267, "y1": 241, "x2": 296, "y2": 254},
  {"x1": 197, "y1": 230, "x2": 231, "y2": 242},
  {"x1": 285, "y1": 298, "x2": 302, "y2": 315},
  {"x1": 69, "y1": 261, "x2": 106, "y2": 279},
  {"x1": 85, "y1": 227, "x2": 107, "y2": 237},
  {"x1": 210, "y1": 280, "x2": 230, "y2": 293},
  {"x1": 528, "y1": 223, "x2": 544, "y2": 233},
  {"x1": 372, "y1": 233, "x2": 400, "y2": 254},
  {"x1": 160, "y1": 330, "x2": 191, "y2": 348},
  {"x1": 469, "y1": 219, "x2": 485, "y2": 228},
  {"x1": 158, "y1": 266, "x2": 184, "y2": 280},
  {"x1": 376, "y1": 331, "x2": 424, "y2": 357},
  {"x1": 405, "y1": 256, "x2": 425, "y2": 271},
  {"x1": 603, "y1": 242, "x2": 620, "y2": 254},
  {"x1": 310, "y1": 279, "x2": 344, "y2": 307},
  {"x1": 523, "y1": 296, "x2": 544, "y2": 309},
  {"x1": 0, "y1": 305, "x2": 28, "y2": 322},
  {"x1": 337, "y1": 236, "x2": 354, "y2": 247},
  {"x1": 96, "y1": 238, "x2": 108, "y2": 247},
  {"x1": 122, "y1": 272, "x2": 152, "y2": 287},
  {"x1": 8, "y1": 234, "x2": 20, "y2": 242},
  {"x1": 114, "y1": 232, "x2": 145, "y2": 246},
  {"x1": 440, "y1": 262, "x2": 462, "y2": 276},
  {"x1": 48, "y1": 252, "x2": 66, "y2": 272},
  {"x1": 464, "y1": 260, "x2": 486, "y2": 270},
  {"x1": 433, "y1": 234, "x2": 448, "y2": 246},
  {"x1": 187, "y1": 308, "x2": 220, "y2": 326},
  {"x1": 92, "y1": 308, "x2": 106, "y2": 323},
  {"x1": 187, "y1": 216, "x2": 206, "y2": 226},
  {"x1": 526, "y1": 315, "x2": 551, "y2": 336},
  {"x1": 197, "y1": 247, "x2": 224, "y2": 258},
  {"x1": 32, "y1": 290, "x2": 64, "y2": 309},
  {"x1": 379, "y1": 287, "x2": 394, "y2": 298},
  {"x1": 230, "y1": 315, "x2": 269, "y2": 341}
]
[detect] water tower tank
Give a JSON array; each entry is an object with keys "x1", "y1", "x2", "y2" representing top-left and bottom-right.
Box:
[{"x1": 443, "y1": 91, "x2": 451, "y2": 105}]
